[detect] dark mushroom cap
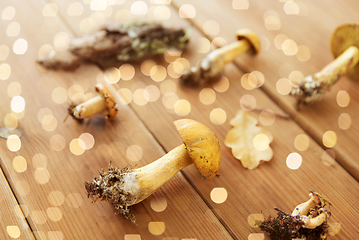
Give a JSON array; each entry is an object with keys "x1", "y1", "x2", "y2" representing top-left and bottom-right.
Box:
[{"x1": 331, "y1": 23, "x2": 359, "y2": 82}]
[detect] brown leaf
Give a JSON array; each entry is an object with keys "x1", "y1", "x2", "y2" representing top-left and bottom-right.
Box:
[{"x1": 225, "y1": 110, "x2": 273, "y2": 169}]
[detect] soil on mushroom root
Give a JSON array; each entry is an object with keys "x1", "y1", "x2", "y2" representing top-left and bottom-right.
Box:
[
  {"x1": 85, "y1": 163, "x2": 137, "y2": 223},
  {"x1": 260, "y1": 208, "x2": 329, "y2": 240}
]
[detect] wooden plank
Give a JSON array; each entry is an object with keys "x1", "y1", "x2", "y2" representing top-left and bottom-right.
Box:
[
  {"x1": 170, "y1": 0, "x2": 359, "y2": 181},
  {"x1": 0, "y1": 1, "x2": 233, "y2": 239},
  {"x1": 0, "y1": 166, "x2": 35, "y2": 240},
  {"x1": 52, "y1": 0, "x2": 359, "y2": 239}
]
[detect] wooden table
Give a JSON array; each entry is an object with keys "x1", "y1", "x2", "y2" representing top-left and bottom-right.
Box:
[{"x1": 1, "y1": 0, "x2": 358, "y2": 239}]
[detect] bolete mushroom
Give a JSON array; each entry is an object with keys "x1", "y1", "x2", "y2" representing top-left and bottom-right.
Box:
[
  {"x1": 68, "y1": 83, "x2": 117, "y2": 121},
  {"x1": 291, "y1": 23, "x2": 359, "y2": 108},
  {"x1": 85, "y1": 119, "x2": 221, "y2": 222},
  {"x1": 181, "y1": 28, "x2": 261, "y2": 87}
]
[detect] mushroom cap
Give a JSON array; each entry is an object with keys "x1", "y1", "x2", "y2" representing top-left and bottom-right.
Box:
[
  {"x1": 95, "y1": 83, "x2": 118, "y2": 120},
  {"x1": 236, "y1": 28, "x2": 261, "y2": 55},
  {"x1": 331, "y1": 23, "x2": 359, "y2": 82},
  {"x1": 174, "y1": 119, "x2": 221, "y2": 181}
]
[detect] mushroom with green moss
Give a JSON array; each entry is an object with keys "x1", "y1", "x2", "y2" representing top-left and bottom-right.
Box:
[{"x1": 85, "y1": 119, "x2": 221, "y2": 222}]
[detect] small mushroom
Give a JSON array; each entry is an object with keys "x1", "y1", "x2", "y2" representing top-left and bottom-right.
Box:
[
  {"x1": 85, "y1": 119, "x2": 221, "y2": 222},
  {"x1": 181, "y1": 28, "x2": 261, "y2": 87},
  {"x1": 68, "y1": 83, "x2": 118, "y2": 121},
  {"x1": 291, "y1": 191, "x2": 321, "y2": 216},
  {"x1": 291, "y1": 23, "x2": 359, "y2": 108}
]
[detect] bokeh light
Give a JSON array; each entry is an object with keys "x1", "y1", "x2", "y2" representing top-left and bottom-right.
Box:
[
  {"x1": 284, "y1": 1, "x2": 300, "y2": 14},
  {"x1": 0, "y1": 45, "x2": 9, "y2": 61},
  {"x1": 248, "y1": 233, "x2": 265, "y2": 240},
  {"x1": 141, "y1": 59, "x2": 156, "y2": 76},
  {"x1": 152, "y1": 6, "x2": 171, "y2": 20},
  {"x1": 338, "y1": 113, "x2": 351, "y2": 130},
  {"x1": 145, "y1": 85, "x2": 161, "y2": 102},
  {"x1": 104, "y1": 67, "x2": 120, "y2": 84},
  {"x1": 286, "y1": 152, "x2": 302, "y2": 170},
  {"x1": 33, "y1": 153, "x2": 47, "y2": 169},
  {"x1": 47, "y1": 207, "x2": 62, "y2": 222},
  {"x1": 274, "y1": 34, "x2": 288, "y2": 50},
  {"x1": 50, "y1": 134, "x2": 66, "y2": 151},
  {"x1": 13, "y1": 38, "x2": 28, "y2": 55},
  {"x1": 213, "y1": 76, "x2": 230, "y2": 92},
  {"x1": 131, "y1": 1, "x2": 148, "y2": 15},
  {"x1": 247, "y1": 213, "x2": 264, "y2": 228},
  {"x1": 148, "y1": 222, "x2": 165, "y2": 235},
  {"x1": 51, "y1": 87, "x2": 68, "y2": 104},
  {"x1": 34, "y1": 168, "x2": 50, "y2": 184},
  {"x1": 42, "y1": 3, "x2": 58, "y2": 16},
  {"x1": 276, "y1": 78, "x2": 292, "y2": 95},
  {"x1": 48, "y1": 231, "x2": 64, "y2": 240},
  {"x1": 0, "y1": 63, "x2": 11, "y2": 81},
  {"x1": 210, "y1": 187, "x2": 228, "y2": 204},
  {"x1": 66, "y1": 193, "x2": 83, "y2": 208},
  {"x1": 32, "y1": 211, "x2": 47, "y2": 224},
  {"x1": 196, "y1": 37, "x2": 211, "y2": 53},
  {"x1": 4, "y1": 113, "x2": 18, "y2": 129},
  {"x1": 294, "y1": 134, "x2": 310, "y2": 151},
  {"x1": 199, "y1": 88, "x2": 216, "y2": 105},
  {"x1": 210, "y1": 108, "x2": 227, "y2": 125},
  {"x1": 119, "y1": 64, "x2": 135, "y2": 81},
  {"x1": 67, "y1": 2, "x2": 84, "y2": 16},
  {"x1": 150, "y1": 65, "x2": 167, "y2": 82},
  {"x1": 69, "y1": 138, "x2": 86, "y2": 155},
  {"x1": 296, "y1": 45, "x2": 311, "y2": 61},
  {"x1": 7, "y1": 135, "x2": 21, "y2": 152},
  {"x1": 16, "y1": 180, "x2": 30, "y2": 196},
  {"x1": 6, "y1": 226, "x2": 20, "y2": 239},
  {"x1": 48, "y1": 191, "x2": 65, "y2": 207},
  {"x1": 282, "y1": 39, "x2": 298, "y2": 55},
  {"x1": 264, "y1": 11, "x2": 281, "y2": 30},
  {"x1": 79, "y1": 133, "x2": 95, "y2": 150},
  {"x1": 117, "y1": 88, "x2": 132, "y2": 105},
  {"x1": 133, "y1": 88, "x2": 150, "y2": 106},
  {"x1": 179, "y1": 4, "x2": 196, "y2": 18},
  {"x1": 240, "y1": 94, "x2": 256, "y2": 111},
  {"x1": 13, "y1": 156, "x2": 27, "y2": 173},
  {"x1": 259, "y1": 109, "x2": 275, "y2": 126},
  {"x1": 322, "y1": 131, "x2": 337, "y2": 148},
  {"x1": 54, "y1": 32, "x2": 70, "y2": 51},
  {"x1": 174, "y1": 99, "x2": 191, "y2": 116},
  {"x1": 253, "y1": 134, "x2": 270, "y2": 151},
  {"x1": 162, "y1": 92, "x2": 179, "y2": 110},
  {"x1": 2, "y1": 6, "x2": 16, "y2": 20},
  {"x1": 124, "y1": 235, "x2": 141, "y2": 240},
  {"x1": 203, "y1": 20, "x2": 220, "y2": 36},
  {"x1": 232, "y1": 0, "x2": 249, "y2": 10},
  {"x1": 150, "y1": 197, "x2": 167, "y2": 212},
  {"x1": 7, "y1": 81, "x2": 21, "y2": 98},
  {"x1": 6, "y1": 22, "x2": 20, "y2": 37},
  {"x1": 126, "y1": 145, "x2": 143, "y2": 163},
  {"x1": 160, "y1": 80, "x2": 177, "y2": 94},
  {"x1": 336, "y1": 90, "x2": 350, "y2": 107}
]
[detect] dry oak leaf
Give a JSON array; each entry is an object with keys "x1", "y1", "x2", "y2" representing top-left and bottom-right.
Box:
[{"x1": 225, "y1": 110, "x2": 273, "y2": 169}]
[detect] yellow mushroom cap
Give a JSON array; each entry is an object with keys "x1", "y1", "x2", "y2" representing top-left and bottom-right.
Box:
[
  {"x1": 174, "y1": 119, "x2": 221, "y2": 180},
  {"x1": 236, "y1": 28, "x2": 261, "y2": 55},
  {"x1": 95, "y1": 83, "x2": 118, "y2": 120},
  {"x1": 331, "y1": 23, "x2": 359, "y2": 82}
]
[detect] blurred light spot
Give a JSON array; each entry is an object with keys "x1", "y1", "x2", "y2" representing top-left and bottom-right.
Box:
[
  {"x1": 79, "y1": 133, "x2": 95, "y2": 150},
  {"x1": 37, "y1": 108, "x2": 54, "y2": 124},
  {"x1": 43, "y1": 3, "x2": 58, "y2": 17},
  {"x1": 38, "y1": 44, "x2": 54, "y2": 59},
  {"x1": 264, "y1": 12, "x2": 281, "y2": 30},
  {"x1": 322, "y1": 131, "x2": 337, "y2": 148},
  {"x1": 117, "y1": 88, "x2": 132, "y2": 105},
  {"x1": 4, "y1": 113, "x2": 18, "y2": 129},
  {"x1": 210, "y1": 187, "x2": 228, "y2": 204},
  {"x1": 162, "y1": 92, "x2": 179, "y2": 109},
  {"x1": 104, "y1": 67, "x2": 120, "y2": 84},
  {"x1": 11, "y1": 96, "x2": 25, "y2": 113},
  {"x1": 151, "y1": 197, "x2": 167, "y2": 212},
  {"x1": 126, "y1": 145, "x2": 143, "y2": 162},
  {"x1": 286, "y1": 152, "x2": 302, "y2": 170},
  {"x1": 259, "y1": 35, "x2": 270, "y2": 52},
  {"x1": 67, "y1": 2, "x2": 84, "y2": 16},
  {"x1": 33, "y1": 153, "x2": 47, "y2": 169},
  {"x1": 338, "y1": 113, "x2": 351, "y2": 130},
  {"x1": 42, "y1": 116, "x2": 58, "y2": 132},
  {"x1": 48, "y1": 191, "x2": 65, "y2": 207},
  {"x1": 6, "y1": 22, "x2": 20, "y2": 37},
  {"x1": 119, "y1": 64, "x2": 135, "y2": 81},
  {"x1": 296, "y1": 45, "x2": 311, "y2": 61},
  {"x1": 250, "y1": 71, "x2": 265, "y2": 88},
  {"x1": 153, "y1": 6, "x2": 171, "y2": 20},
  {"x1": 141, "y1": 59, "x2": 156, "y2": 76},
  {"x1": 2, "y1": 6, "x2": 15, "y2": 20},
  {"x1": 13, "y1": 156, "x2": 27, "y2": 173},
  {"x1": 6, "y1": 226, "x2": 20, "y2": 239},
  {"x1": 51, "y1": 87, "x2": 68, "y2": 104},
  {"x1": 294, "y1": 134, "x2": 310, "y2": 151},
  {"x1": 196, "y1": 37, "x2": 211, "y2": 53},
  {"x1": 247, "y1": 213, "x2": 264, "y2": 227},
  {"x1": 133, "y1": 88, "x2": 149, "y2": 106},
  {"x1": 175, "y1": 58, "x2": 190, "y2": 70},
  {"x1": 47, "y1": 207, "x2": 62, "y2": 222},
  {"x1": 179, "y1": 4, "x2": 196, "y2": 18},
  {"x1": 213, "y1": 76, "x2": 230, "y2": 92},
  {"x1": 240, "y1": 94, "x2": 256, "y2": 111},
  {"x1": 131, "y1": 1, "x2": 148, "y2": 15},
  {"x1": 69, "y1": 138, "x2": 86, "y2": 155},
  {"x1": 68, "y1": 84, "x2": 84, "y2": 100},
  {"x1": 79, "y1": 17, "x2": 97, "y2": 33},
  {"x1": 47, "y1": 231, "x2": 64, "y2": 240},
  {"x1": 16, "y1": 180, "x2": 30, "y2": 196},
  {"x1": 14, "y1": 205, "x2": 29, "y2": 219},
  {"x1": 336, "y1": 90, "x2": 350, "y2": 107},
  {"x1": 66, "y1": 193, "x2": 83, "y2": 208},
  {"x1": 284, "y1": 1, "x2": 300, "y2": 14},
  {"x1": 212, "y1": 37, "x2": 227, "y2": 49},
  {"x1": 167, "y1": 61, "x2": 184, "y2": 78},
  {"x1": 164, "y1": 49, "x2": 182, "y2": 63},
  {"x1": 32, "y1": 211, "x2": 47, "y2": 224},
  {"x1": 232, "y1": 0, "x2": 249, "y2": 10},
  {"x1": 90, "y1": 0, "x2": 107, "y2": 10},
  {"x1": 115, "y1": 9, "x2": 132, "y2": 23},
  {"x1": 13, "y1": 38, "x2": 28, "y2": 55},
  {"x1": 248, "y1": 233, "x2": 265, "y2": 240},
  {"x1": 276, "y1": 78, "x2": 292, "y2": 95},
  {"x1": 148, "y1": 222, "x2": 165, "y2": 235},
  {"x1": 0, "y1": 44, "x2": 9, "y2": 60},
  {"x1": 241, "y1": 73, "x2": 255, "y2": 90},
  {"x1": 0, "y1": 63, "x2": 11, "y2": 80},
  {"x1": 253, "y1": 134, "x2": 270, "y2": 151},
  {"x1": 328, "y1": 223, "x2": 341, "y2": 236},
  {"x1": 210, "y1": 108, "x2": 227, "y2": 125},
  {"x1": 174, "y1": 99, "x2": 191, "y2": 116},
  {"x1": 7, "y1": 81, "x2": 21, "y2": 98},
  {"x1": 160, "y1": 80, "x2": 177, "y2": 94},
  {"x1": 125, "y1": 235, "x2": 141, "y2": 240},
  {"x1": 322, "y1": 149, "x2": 336, "y2": 166},
  {"x1": 288, "y1": 70, "x2": 304, "y2": 86},
  {"x1": 50, "y1": 134, "x2": 66, "y2": 151},
  {"x1": 203, "y1": 20, "x2": 220, "y2": 36},
  {"x1": 282, "y1": 39, "x2": 298, "y2": 55},
  {"x1": 7, "y1": 135, "x2": 21, "y2": 152},
  {"x1": 54, "y1": 32, "x2": 70, "y2": 52},
  {"x1": 259, "y1": 109, "x2": 275, "y2": 126},
  {"x1": 116, "y1": 121, "x2": 133, "y2": 139},
  {"x1": 274, "y1": 34, "x2": 288, "y2": 50},
  {"x1": 199, "y1": 88, "x2": 216, "y2": 105},
  {"x1": 150, "y1": 65, "x2": 167, "y2": 82},
  {"x1": 34, "y1": 168, "x2": 50, "y2": 184},
  {"x1": 144, "y1": 85, "x2": 160, "y2": 102}
]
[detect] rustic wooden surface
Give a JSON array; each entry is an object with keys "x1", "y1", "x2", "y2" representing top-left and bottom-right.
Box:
[{"x1": 0, "y1": 0, "x2": 358, "y2": 239}]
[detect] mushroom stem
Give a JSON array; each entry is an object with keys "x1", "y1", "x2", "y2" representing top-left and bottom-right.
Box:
[
  {"x1": 131, "y1": 144, "x2": 192, "y2": 205},
  {"x1": 72, "y1": 95, "x2": 107, "y2": 119},
  {"x1": 291, "y1": 45, "x2": 359, "y2": 104},
  {"x1": 291, "y1": 192, "x2": 321, "y2": 216},
  {"x1": 300, "y1": 211, "x2": 328, "y2": 229},
  {"x1": 201, "y1": 39, "x2": 252, "y2": 78}
]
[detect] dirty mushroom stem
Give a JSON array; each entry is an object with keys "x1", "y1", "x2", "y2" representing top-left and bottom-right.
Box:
[{"x1": 73, "y1": 95, "x2": 107, "y2": 119}]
